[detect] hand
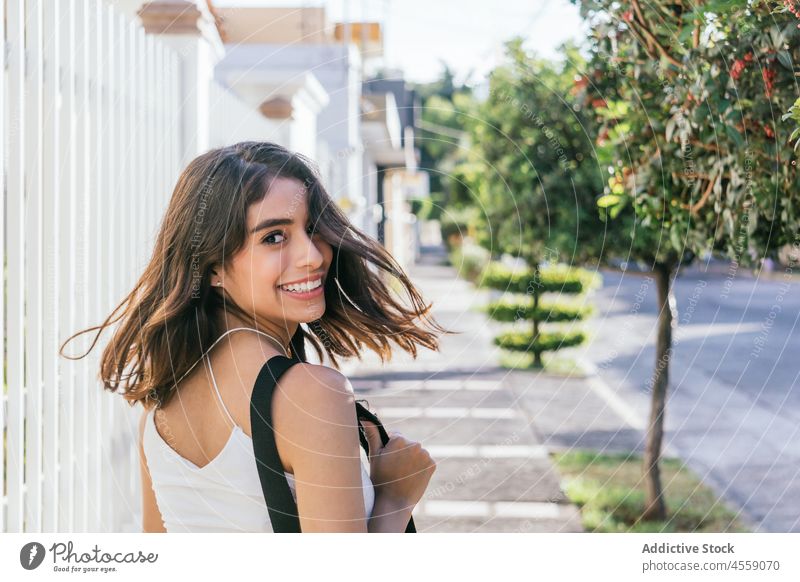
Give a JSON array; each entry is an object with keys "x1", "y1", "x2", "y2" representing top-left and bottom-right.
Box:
[{"x1": 361, "y1": 421, "x2": 437, "y2": 507}]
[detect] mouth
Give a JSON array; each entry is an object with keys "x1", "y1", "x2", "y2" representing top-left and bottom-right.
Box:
[{"x1": 277, "y1": 276, "x2": 325, "y2": 299}]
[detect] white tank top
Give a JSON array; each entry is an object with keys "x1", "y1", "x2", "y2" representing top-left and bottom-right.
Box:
[{"x1": 142, "y1": 328, "x2": 375, "y2": 532}]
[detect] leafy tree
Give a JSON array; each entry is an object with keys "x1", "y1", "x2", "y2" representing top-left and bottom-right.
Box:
[
  {"x1": 574, "y1": 0, "x2": 800, "y2": 520},
  {"x1": 448, "y1": 39, "x2": 610, "y2": 367},
  {"x1": 413, "y1": 66, "x2": 476, "y2": 218},
  {"x1": 455, "y1": 38, "x2": 610, "y2": 267}
]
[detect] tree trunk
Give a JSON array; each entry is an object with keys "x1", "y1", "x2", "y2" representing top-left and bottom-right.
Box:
[
  {"x1": 532, "y1": 263, "x2": 543, "y2": 368},
  {"x1": 641, "y1": 261, "x2": 677, "y2": 522}
]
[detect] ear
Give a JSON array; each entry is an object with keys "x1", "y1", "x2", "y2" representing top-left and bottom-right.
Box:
[{"x1": 209, "y1": 265, "x2": 224, "y2": 288}]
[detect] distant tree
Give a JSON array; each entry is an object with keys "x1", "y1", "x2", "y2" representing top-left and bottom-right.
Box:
[
  {"x1": 453, "y1": 38, "x2": 609, "y2": 267},
  {"x1": 480, "y1": 261, "x2": 599, "y2": 368},
  {"x1": 447, "y1": 39, "x2": 610, "y2": 367},
  {"x1": 414, "y1": 66, "x2": 475, "y2": 218},
  {"x1": 414, "y1": 61, "x2": 459, "y2": 102}
]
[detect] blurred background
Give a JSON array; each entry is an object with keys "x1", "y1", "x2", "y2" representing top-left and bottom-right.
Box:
[{"x1": 2, "y1": 0, "x2": 799, "y2": 534}]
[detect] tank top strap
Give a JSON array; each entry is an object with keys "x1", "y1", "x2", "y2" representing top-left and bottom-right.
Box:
[
  {"x1": 193, "y1": 327, "x2": 293, "y2": 429},
  {"x1": 173, "y1": 326, "x2": 291, "y2": 396},
  {"x1": 201, "y1": 326, "x2": 289, "y2": 360},
  {"x1": 205, "y1": 354, "x2": 237, "y2": 428}
]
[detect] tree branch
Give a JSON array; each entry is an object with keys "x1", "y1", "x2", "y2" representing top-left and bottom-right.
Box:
[
  {"x1": 688, "y1": 138, "x2": 721, "y2": 153},
  {"x1": 630, "y1": 0, "x2": 683, "y2": 68},
  {"x1": 691, "y1": 174, "x2": 716, "y2": 215}
]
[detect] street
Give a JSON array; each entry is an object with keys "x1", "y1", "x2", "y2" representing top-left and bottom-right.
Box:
[{"x1": 577, "y1": 264, "x2": 800, "y2": 532}]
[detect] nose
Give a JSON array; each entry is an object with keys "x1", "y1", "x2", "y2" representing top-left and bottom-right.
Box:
[{"x1": 295, "y1": 227, "x2": 325, "y2": 270}]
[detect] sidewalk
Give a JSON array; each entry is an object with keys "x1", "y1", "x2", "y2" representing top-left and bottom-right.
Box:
[{"x1": 343, "y1": 245, "x2": 608, "y2": 532}]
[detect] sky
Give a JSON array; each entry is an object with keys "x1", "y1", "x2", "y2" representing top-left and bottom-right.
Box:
[{"x1": 211, "y1": 0, "x2": 587, "y2": 85}]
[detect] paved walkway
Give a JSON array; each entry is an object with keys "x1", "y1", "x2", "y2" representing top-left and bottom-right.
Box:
[{"x1": 342, "y1": 245, "x2": 585, "y2": 532}]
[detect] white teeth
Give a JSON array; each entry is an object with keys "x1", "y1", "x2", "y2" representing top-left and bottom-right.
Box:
[{"x1": 281, "y1": 278, "x2": 322, "y2": 293}]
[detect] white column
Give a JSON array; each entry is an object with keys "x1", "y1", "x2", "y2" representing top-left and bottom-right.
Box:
[{"x1": 137, "y1": 1, "x2": 225, "y2": 166}]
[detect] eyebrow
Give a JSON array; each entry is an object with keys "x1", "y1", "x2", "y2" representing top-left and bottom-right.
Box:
[{"x1": 250, "y1": 217, "x2": 294, "y2": 234}]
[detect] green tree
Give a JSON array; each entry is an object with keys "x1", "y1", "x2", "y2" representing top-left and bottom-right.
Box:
[
  {"x1": 480, "y1": 261, "x2": 598, "y2": 368},
  {"x1": 455, "y1": 38, "x2": 609, "y2": 266},
  {"x1": 414, "y1": 66, "x2": 475, "y2": 218},
  {"x1": 574, "y1": 0, "x2": 800, "y2": 520},
  {"x1": 450, "y1": 39, "x2": 610, "y2": 367}
]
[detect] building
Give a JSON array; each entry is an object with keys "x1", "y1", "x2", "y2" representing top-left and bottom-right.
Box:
[{"x1": 131, "y1": 1, "x2": 427, "y2": 266}]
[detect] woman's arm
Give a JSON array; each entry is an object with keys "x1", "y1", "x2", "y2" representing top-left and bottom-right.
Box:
[
  {"x1": 360, "y1": 420, "x2": 434, "y2": 533},
  {"x1": 138, "y1": 409, "x2": 167, "y2": 533},
  {"x1": 367, "y1": 492, "x2": 415, "y2": 533},
  {"x1": 272, "y1": 363, "x2": 371, "y2": 532}
]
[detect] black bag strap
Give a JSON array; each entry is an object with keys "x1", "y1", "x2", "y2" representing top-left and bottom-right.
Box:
[
  {"x1": 250, "y1": 355, "x2": 303, "y2": 533},
  {"x1": 355, "y1": 401, "x2": 417, "y2": 533},
  {"x1": 250, "y1": 355, "x2": 416, "y2": 533}
]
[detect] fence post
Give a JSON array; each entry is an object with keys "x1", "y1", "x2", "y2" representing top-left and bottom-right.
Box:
[{"x1": 137, "y1": 1, "x2": 225, "y2": 167}]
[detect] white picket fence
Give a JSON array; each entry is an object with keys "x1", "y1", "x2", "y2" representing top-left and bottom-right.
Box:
[{"x1": 2, "y1": 0, "x2": 184, "y2": 532}]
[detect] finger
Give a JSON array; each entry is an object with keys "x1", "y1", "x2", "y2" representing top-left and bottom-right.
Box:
[{"x1": 360, "y1": 420, "x2": 383, "y2": 458}]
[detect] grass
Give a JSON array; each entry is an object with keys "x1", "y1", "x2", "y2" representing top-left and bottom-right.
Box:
[
  {"x1": 499, "y1": 349, "x2": 587, "y2": 378},
  {"x1": 498, "y1": 349, "x2": 588, "y2": 377},
  {"x1": 552, "y1": 449, "x2": 750, "y2": 533}
]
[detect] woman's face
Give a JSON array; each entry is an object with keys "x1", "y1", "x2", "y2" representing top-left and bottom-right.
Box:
[{"x1": 216, "y1": 176, "x2": 334, "y2": 326}]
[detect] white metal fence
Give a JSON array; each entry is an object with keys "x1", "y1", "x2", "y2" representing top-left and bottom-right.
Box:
[{"x1": 2, "y1": 0, "x2": 183, "y2": 532}]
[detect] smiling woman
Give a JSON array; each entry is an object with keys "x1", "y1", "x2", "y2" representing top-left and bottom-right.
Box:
[{"x1": 59, "y1": 141, "x2": 450, "y2": 533}]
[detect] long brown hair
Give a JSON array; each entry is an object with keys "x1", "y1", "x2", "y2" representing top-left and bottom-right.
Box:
[{"x1": 60, "y1": 141, "x2": 453, "y2": 410}]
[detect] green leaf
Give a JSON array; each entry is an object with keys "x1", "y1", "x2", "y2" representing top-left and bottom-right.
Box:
[
  {"x1": 597, "y1": 194, "x2": 621, "y2": 208},
  {"x1": 670, "y1": 226, "x2": 683, "y2": 253},
  {"x1": 746, "y1": 206, "x2": 758, "y2": 236},
  {"x1": 777, "y1": 51, "x2": 794, "y2": 72},
  {"x1": 609, "y1": 198, "x2": 627, "y2": 219},
  {"x1": 725, "y1": 124, "x2": 744, "y2": 148},
  {"x1": 722, "y1": 208, "x2": 735, "y2": 237}
]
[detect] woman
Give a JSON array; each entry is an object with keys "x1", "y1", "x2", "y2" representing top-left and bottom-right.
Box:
[{"x1": 62, "y1": 141, "x2": 450, "y2": 532}]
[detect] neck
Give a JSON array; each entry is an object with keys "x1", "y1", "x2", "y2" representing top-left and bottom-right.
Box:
[{"x1": 217, "y1": 309, "x2": 296, "y2": 356}]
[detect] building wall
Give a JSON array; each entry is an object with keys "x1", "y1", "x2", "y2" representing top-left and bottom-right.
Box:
[
  {"x1": 216, "y1": 7, "x2": 333, "y2": 44},
  {"x1": 215, "y1": 44, "x2": 364, "y2": 225}
]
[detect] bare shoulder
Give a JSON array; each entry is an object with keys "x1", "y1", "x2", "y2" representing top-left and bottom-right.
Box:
[
  {"x1": 270, "y1": 363, "x2": 359, "y2": 471},
  {"x1": 220, "y1": 330, "x2": 352, "y2": 400},
  {"x1": 217, "y1": 330, "x2": 355, "y2": 441},
  {"x1": 272, "y1": 362, "x2": 354, "y2": 423}
]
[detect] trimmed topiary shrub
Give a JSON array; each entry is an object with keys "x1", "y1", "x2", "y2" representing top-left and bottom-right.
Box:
[{"x1": 479, "y1": 260, "x2": 600, "y2": 368}]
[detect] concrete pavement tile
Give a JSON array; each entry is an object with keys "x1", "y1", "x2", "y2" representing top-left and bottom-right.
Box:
[
  {"x1": 423, "y1": 457, "x2": 569, "y2": 504},
  {"x1": 382, "y1": 415, "x2": 539, "y2": 446},
  {"x1": 354, "y1": 387, "x2": 517, "y2": 409},
  {"x1": 412, "y1": 510, "x2": 583, "y2": 533}
]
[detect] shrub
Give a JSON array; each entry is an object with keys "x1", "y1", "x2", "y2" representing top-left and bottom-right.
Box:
[{"x1": 480, "y1": 260, "x2": 599, "y2": 367}]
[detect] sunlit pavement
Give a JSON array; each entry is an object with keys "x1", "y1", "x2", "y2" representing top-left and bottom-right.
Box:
[{"x1": 343, "y1": 245, "x2": 584, "y2": 532}]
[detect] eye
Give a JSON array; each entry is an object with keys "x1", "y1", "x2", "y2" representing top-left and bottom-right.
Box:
[
  {"x1": 261, "y1": 231, "x2": 286, "y2": 245},
  {"x1": 261, "y1": 224, "x2": 316, "y2": 246}
]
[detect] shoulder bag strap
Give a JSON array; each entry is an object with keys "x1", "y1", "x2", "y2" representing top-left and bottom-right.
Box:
[
  {"x1": 355, "y1": 401, "x2": 417, "y2": 533},
  {"x1": 250, "y1": 355, "x2": 303, "y2": 533},
  {"x1": 251, "y1": 356, "x2": 416, "y2": 533}
]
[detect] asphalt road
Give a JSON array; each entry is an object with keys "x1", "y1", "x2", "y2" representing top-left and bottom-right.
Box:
[{"x1": 577, "y1": 263, "x2": 800, "y2": 532}]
